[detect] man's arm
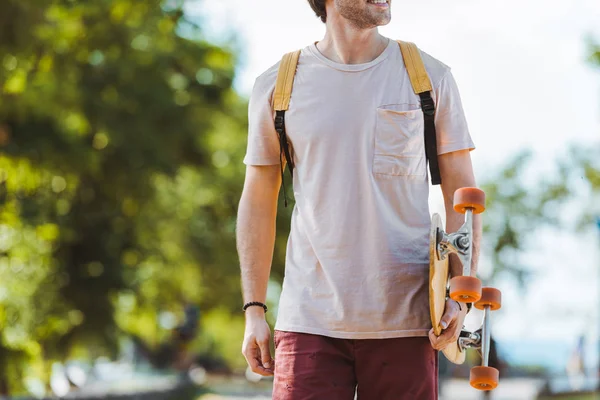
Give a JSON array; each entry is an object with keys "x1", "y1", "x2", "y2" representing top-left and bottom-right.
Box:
[
  {"x1": 429, "y1": 149, "x2": 482, "y2": 350},
  {"x1": 238, "y1": 164, "x2": 281, "y2": 306},
  {"x1": 237, "y1": 164, "x2": 281, "y2": 376}
]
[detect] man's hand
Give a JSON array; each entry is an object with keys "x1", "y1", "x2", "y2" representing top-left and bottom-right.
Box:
[
  {"x1": 428, "y1": 299, "x2": 467, "y2": 351},
  {"x1": 241, "y1": 309, "x2": 274, "y2": 376}
]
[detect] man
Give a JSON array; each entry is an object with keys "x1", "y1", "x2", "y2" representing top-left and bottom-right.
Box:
[{"x1": 236, "y1": 0, "x2": 481, "y2": 398}]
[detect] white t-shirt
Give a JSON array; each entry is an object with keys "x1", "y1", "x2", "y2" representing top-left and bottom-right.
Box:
[{"x1": 244, "y1": 38, "x2": 475, "y2": 339}]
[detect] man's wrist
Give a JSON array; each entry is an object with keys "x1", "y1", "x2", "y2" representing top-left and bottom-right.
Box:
[
  {"x1": 245, "y1": 306, "x2": 266, "y2": 318},
  {"x1": 243, "y1": 301, "x2": 268, "y2": 311},
  {"x1": 243, "y1": 301, "x2": 267, "y2": 318}
]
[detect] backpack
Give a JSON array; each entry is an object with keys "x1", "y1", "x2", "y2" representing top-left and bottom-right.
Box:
[{"x1": 272, "y1": 41, "x2": 441, "y2": 206}]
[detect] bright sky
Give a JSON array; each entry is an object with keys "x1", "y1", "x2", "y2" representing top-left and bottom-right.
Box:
[{"x1": 190, "y1": 0, "x2": 600, "y2": 362}]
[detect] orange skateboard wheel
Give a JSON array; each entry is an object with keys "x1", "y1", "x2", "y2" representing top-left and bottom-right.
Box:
[
  {"x1": 449, "y1": 276, "x2": 482, "y2": 303},
  {"x1": 453, "y1": 187, "x2": 486, "y2": 214},
  {"x1": 474, "y1": 287, "x2": 502, "y2": 311},
  {"x1": 470, "y1": 366, "x2": 499, "y2": 391}
]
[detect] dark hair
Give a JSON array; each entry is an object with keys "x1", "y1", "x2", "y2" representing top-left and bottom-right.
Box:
[{"x1": 307, "y1": 0, "x2": 327, "y2": 23}]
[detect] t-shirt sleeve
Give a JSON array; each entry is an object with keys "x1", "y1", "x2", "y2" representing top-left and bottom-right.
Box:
[
  {"x1": 243, "y1": 74, "x2": 282, "y2": 166},
  {"x1": 433, "y1": 71, "x2": 475, "y2": 155}
]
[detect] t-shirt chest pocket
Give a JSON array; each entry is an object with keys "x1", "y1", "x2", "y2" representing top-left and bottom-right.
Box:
[{"x1": 373, "y1": 104, "x2": 426, "y2": 177}]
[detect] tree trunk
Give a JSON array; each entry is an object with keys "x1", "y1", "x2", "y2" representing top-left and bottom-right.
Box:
[{"x1": 0, "y1": 377, "x2": 9, "y2": 396}]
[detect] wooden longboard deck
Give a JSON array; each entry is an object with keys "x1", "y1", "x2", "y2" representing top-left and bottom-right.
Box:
[{"x1": 429, "y1": 213, "x2": 466, "y2": 365}]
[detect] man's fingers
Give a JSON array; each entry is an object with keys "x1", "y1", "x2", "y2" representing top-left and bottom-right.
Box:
[
  {"x1": 429, "y1": 322, "x2": 460, "y2": 351},
  {"x1": 439, "y1": 300, "x2": 459, "y2": 330},
  {"x1": 244, "y1": 347, "x2": 273, "y2": 376},
  {"x1": 428, "y1": 328, "x2": 438, "y2": 348},
  {"x1": 258, "y1": 337, "x2": 274, "y2": 372},
  {"x1": 429, "y1": 300, "x2": 467, "y2": 351},
  {"x1": 252, "y1": 359, "x2": 274, "y2": 376},
  {"x1": 243, "y1": 344, "x2": 262, "y2": 372},
  {"x1": 429, "y1": 327, "x2": 449, "y2": 350},
  {"x1": 242, "y1": 336, "x2": 274, "y2": 376}
]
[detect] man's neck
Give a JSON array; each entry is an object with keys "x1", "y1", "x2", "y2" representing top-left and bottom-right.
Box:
[{"x1": 316, "y1": 22, "x2": 388, "y2": 65}]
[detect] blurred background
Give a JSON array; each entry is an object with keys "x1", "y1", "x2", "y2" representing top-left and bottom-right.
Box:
[{"x1": 0, "y1": 0, "x2": 598, "y2": 399}]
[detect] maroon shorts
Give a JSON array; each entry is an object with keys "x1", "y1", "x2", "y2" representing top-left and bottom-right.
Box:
[{"x1": 273, "y1": 330, "x2": 438, "y2": 400}]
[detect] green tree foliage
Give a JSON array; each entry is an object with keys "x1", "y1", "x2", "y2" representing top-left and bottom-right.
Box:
[
  {"x1": 480, "y1": 41, "x2": 600, "y2": 288},
  {"x1": 479, "y1": 151, "x2": 570, "y2": 286},
  {"x1": 0, "y1": 0, "x2": 275, "y2": 393},
  {"x1": 590, "y1": 41, "x2": 600, "y2": 69}
]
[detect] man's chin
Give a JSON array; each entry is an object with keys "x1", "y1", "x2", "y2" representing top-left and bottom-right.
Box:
[{"x1": 376, "y1": 17, "x2": 392, "y2": 26}]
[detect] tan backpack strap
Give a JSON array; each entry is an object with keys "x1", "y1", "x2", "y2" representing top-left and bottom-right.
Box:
[
  {"x1": 397, "y1": 41, "x2": 432, "y2": 94},
  {"x1": 273, "y1": 50, "x2": 301, "y2": 111},
  {"x1": 272, "y1": 49, "x2": 300, "y2": 207}
]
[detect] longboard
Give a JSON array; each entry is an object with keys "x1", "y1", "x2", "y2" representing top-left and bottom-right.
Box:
[
  {"x1": 429, "y1": 212, "x2": 465, "y2": 364},
  {"x1": 428, "y1": 187, "x2": 502, "y2": 391}
]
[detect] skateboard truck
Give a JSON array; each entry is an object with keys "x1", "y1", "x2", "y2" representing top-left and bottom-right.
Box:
[
  {"x1": 436, "y1": 208, "x2": 475, "y2": 278},
  {"x1": 458, "y1": 328, "x2": 481, "y2": 351},
  {"x1": 457, "y1": 326, "x2": 489, "y2": 357}
]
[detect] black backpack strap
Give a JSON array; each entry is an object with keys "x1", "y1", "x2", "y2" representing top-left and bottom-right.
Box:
[
  {"x1": 419, "y1": 92, "x2": 441, "y2": 185},
  {"x1": 274, "y1": 110, "x2": 294, "y2": 207}
]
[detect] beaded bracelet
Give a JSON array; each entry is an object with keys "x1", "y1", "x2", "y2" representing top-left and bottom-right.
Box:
[{"x1": 243, "y1": 301, "x2": 268, "y2": 313}]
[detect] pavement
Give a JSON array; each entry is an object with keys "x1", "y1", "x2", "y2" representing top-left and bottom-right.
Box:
[
  {"x1": 440, "y1": 378, "x2": 546, "y2": 400},
  {"x1": 198, "y1": 377, "x2": 547, "y2": 400}
]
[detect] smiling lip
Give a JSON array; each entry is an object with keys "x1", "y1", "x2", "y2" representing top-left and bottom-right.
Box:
[{"x1": 368, "y1": 1, "x2": 389, "y2": 6}]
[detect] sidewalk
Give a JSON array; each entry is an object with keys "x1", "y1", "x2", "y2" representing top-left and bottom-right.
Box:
[
  {"x1": 440, "y1": 378, "x2": 546, "y2": 400},
  {"x1": 198, "y1": 376, "x2": 546, "y2": 400}
]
